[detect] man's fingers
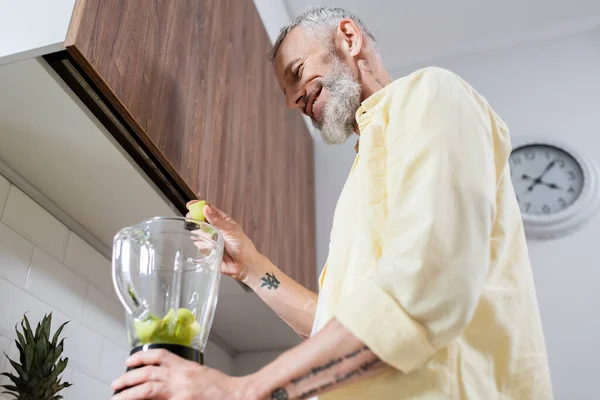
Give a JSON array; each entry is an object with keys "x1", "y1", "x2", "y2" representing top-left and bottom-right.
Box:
[
  {"x1": 112, "y1": 381, "x2": 168, "y2": 400},
  {"x1": 111, "y1": 366, "x2": 164, "y2": 392},
  {"x1": 126, "y1": 349, "x2": 174, "y2": 368},
  {"x1": 204, "y1": 204, "x2": 234, "y2": 226}
]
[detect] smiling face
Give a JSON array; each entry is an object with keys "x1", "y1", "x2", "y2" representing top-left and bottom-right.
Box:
[{"x1": 273, "y1": 26, "x2": 363, "y2": 145}]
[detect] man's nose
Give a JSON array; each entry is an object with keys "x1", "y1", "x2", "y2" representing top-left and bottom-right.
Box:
[{"x1": 286, "y1": 90, "x2": 305, "y2": 110}]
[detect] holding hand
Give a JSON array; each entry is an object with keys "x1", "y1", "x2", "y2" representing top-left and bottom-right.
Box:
[
  {"x1": 111, "y1": 349, "x2": 254, "y2": 400},
  {"x1": 186, "y1": 201, "x2": 261, "y2": 284}
]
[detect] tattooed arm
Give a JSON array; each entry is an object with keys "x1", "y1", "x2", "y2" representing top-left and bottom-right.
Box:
[
  {"x1": 244, "y1": 318, "x2": 391, "y2": 400},
  {"x1": 186, "y1": 201, "x2": 318, "y2": 339},
  {"x1": 245, "y1": 255, "x2": 318, "y2": 339}
]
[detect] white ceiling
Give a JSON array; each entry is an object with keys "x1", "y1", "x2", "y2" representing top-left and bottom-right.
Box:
[
  {"x1": 0, "y1": 58, "x2": 301, "y2": 354},
  {"x1": 284, "y1": 0, "x2": 600, "y2": 68}
]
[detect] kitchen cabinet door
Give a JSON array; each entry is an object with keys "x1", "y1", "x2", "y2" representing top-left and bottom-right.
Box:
[{"x1": 61, "y1": 0, "x2": 316, "y2": 290}]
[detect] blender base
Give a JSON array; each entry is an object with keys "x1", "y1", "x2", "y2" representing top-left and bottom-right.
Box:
[
  {"x1": 114, "y1": 343, "x2": 203, "y2": 394},
  {"x1": 129, "y1": 343, "x2": 204, "y2": 365}
]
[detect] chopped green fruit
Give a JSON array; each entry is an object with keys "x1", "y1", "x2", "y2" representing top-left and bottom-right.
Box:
[
  {"x1": 162, "y1": 308, "x2": 175, "y2": 324},
  {"x1": 177, "y1": 308, "x2": 195, "y2": 325},
  {"x1": 134, "y1": 315, "x2": 161, "y2": 344},
  {"x1": 134, "y1": 307, "x2": 201, "y2": 347},
  {"x1": 189, "y1": 200, "x2": 206, "y2": 222}
]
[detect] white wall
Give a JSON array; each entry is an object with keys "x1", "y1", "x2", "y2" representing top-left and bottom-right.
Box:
[
  {"x1": 0, "y1": 172, "x2": 233, "y2": 399},
  {"x1": 233, "y1": 350, "x2": 284, "y2": 376},
  {"x1": 314, "y1": 28, "x2": 600, "y2": 399},
  {"x1": 0, "y1": 0, "x2": 76, "y2": 66}
]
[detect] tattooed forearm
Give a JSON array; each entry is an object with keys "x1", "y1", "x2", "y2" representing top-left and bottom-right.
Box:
[
  {"x1": 271, "y1": 346, "x2": 384, "y2": 400},
  {"x1": 261, "y1": 272, "x2": 281, "y2": 289},
  {"x1": 296, "y1": 359, "x2": 383, "y2": 399},
  {"x1": 290, "y1": 346, "x2": 369, "y2": 385}
]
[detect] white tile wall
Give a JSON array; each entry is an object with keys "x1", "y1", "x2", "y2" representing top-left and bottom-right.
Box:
[
  {"x1": 98, "y1": 339, "x2": 130, "y2": 385},
  {"x1": 0, "y1": 174, "x2": 9, "y2": 216},
  {"x1": 0, "y1": 335, "x2": 10, "y2": 381},
  {"x1": 58, "y1": 317, "x2": 104, "y2": 377},
  {"x1": 83, "y1": 285, "x2": 128, "y2": 348},
  {"x1": 0, "y1": 172, "x2": 234, "y2": 399},
  {"x1": 1, "y1": 186, "x2": 69, "y2": 262},
  {"x1": 0, "y1": 339, "x2": 19, "y2": 390},
  {"x1": 64, "y1": 370, "x2": 113, "y2": 400},
  {"x1": 26, "y1": 247, "x2": 88, "y2": 320},
  {"x1": 0, "y1": 223, "x2": 33, "y2": 287},
  {"x1": 64, "y1": 232, "x2": 114, "y2": 298},
  {"x1": 0, "y1": 277, "x2": 50, "y2": 339}
]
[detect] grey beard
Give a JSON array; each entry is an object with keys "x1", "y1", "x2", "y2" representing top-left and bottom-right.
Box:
[{"x1": 313, "y1": 61, "x2": 362, "y2": 145}]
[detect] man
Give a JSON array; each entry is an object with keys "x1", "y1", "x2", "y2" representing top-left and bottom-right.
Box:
[{"x1": 112, "y1": 6, "x2": 553, "y2": 400}]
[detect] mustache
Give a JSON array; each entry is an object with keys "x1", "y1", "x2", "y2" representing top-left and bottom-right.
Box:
[{"x1": 302, "y1": 82, "x2": 324, "y2": 115}]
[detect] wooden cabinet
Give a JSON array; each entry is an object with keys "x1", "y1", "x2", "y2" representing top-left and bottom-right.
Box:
[{"x1": 48, "y1": 0, "x2": 316, "y2": 290}]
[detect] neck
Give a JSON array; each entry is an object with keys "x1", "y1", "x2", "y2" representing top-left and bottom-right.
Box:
[
  {"x1": 353, "y1": 56, "x2": 392, "y2": 135},
  {"x1": 357, "y1": 57, "x2": 392, "y2": 102}
]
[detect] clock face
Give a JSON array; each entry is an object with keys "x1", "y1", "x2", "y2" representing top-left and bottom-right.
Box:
[{"x1": 509, "y1": 144, "x2": 585, "y2": 216}]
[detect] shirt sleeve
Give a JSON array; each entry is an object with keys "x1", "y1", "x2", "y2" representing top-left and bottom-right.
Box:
[{"x1": 334, "y1": 67, "x2": 499, "y2": 373}]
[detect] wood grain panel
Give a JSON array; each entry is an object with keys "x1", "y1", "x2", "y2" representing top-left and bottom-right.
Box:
[{"x1": 65, "y1": 0, "x2": 316, "y2": 290}]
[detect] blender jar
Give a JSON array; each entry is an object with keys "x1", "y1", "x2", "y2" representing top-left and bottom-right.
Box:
[{"x1": 112, "y1": 216, "x2": 224, "y2": 363}]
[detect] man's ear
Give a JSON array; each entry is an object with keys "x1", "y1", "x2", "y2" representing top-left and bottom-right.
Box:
[{"x1": 335, "y1": 18, "x2": 364, "y2": 58}]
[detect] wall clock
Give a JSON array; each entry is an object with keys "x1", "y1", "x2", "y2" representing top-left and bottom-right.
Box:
[{"x1": 509, "y1": 135, "x2": 600, "y2": 240}]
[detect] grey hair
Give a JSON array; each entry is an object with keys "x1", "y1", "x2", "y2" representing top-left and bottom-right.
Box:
[{"x1": 267, "y1": 6, "x2": 378, "y2": 62}]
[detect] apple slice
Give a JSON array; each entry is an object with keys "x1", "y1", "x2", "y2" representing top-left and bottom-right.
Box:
[{"x1": 189, "y1": 200, "x2": 206, "y2": 222}]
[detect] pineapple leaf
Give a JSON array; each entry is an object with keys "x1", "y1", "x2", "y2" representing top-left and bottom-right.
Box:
[
  {"x1": 21, "y1": 318, "x2": 35, "y2": 371},
  {"x1": 7, "y1": 358, "x2": 28, "y2": 381},
  {"x1": 15, "y1": 328, "x2": 26, "y2": 350},
  {"x1": 51, "y1": 322, "x2": 69, "y2": 347},
  {"x1": 15, "y1": 342, "x2": 26, "y2": 368},
  {"x1": 34, "y1": 320, "x2": 43, "y2": 341},
  {"x1": 1, "y1": 388, "x2": 19, "y2": 397},
  {"x1": 22, "y1": 315, "x2": 34, "y2": 344},
  {"x1": 1, "y1": 371, "x2": 27, "y2": 387}
]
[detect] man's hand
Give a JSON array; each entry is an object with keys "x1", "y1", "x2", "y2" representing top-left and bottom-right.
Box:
[
  {"x1": 111, "y1": 350, "x2": 252, "y2": 400},
  {"x1": 188, "y1": 201, "x2": 318, "y2": 338},
  {"x1": 187, "y1": 201, "x2": 261, "y2": 283}
]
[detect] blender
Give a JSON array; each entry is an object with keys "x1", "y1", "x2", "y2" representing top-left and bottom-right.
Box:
[{"x1": 112, "y1": 215, "x2": 223, "y2": 375}]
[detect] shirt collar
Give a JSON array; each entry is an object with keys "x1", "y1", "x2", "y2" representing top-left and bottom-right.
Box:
[{"x1": 355, "y1": 85, "x2": 389, "y2": 131}]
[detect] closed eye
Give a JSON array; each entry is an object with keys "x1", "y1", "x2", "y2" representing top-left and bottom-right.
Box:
[{"x1": 294, "y1": 64, "x2": 303, "y2": 82}]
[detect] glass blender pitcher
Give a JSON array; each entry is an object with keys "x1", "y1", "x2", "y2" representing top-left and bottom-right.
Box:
[{"x1": 112, "y1": 216, "x2": 224, "y2": 364}]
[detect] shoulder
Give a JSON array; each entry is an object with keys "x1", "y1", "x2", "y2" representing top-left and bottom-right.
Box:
[{"x1": 386, "y1": 66, "x2": 471, "y2": 104}]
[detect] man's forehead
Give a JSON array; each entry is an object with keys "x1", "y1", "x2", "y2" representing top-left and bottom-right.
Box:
[{"x1": 274, "y1": 27, "x2": 313, "y2": 73}]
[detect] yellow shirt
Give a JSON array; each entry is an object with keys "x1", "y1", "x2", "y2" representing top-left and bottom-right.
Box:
[{"x1": 312, "y1": 67, "x2": 553, "y2": 399}]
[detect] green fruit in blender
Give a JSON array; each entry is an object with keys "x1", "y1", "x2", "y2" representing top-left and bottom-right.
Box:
[
  {"x1": 134, "y1": 315, "x2": 161, "y2": 344},
  {"x1": 134, "y1": 308, "x2": 201, "y2": 347},
  {"x1": 177, "y1": 308, "x2": 195, "y2": 324},
  {"x1": 189, "y1": 200, "x2": 206, "y2": 222},
  {"x1": 162, "y1": 308, "x2": 176, "y2": 324}
]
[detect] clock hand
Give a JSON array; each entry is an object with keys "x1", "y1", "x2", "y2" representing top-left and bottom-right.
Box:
[
  {"x1": 527, "y1": 179, "x2": 540, "y2": 192},
  {"x1": 527, "y1": 160, "x2": 557, "y2": 191},
  {"x1": 542, "y1": 181, "x2": 561, "y2": 190},
  {"x1": 538, "y1": 160, "x2": 556, "y2": 180}
]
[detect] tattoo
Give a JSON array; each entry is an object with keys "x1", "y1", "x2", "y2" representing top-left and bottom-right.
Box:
[
  {"x1": 271, "y1": 387, "x2": 289, "y2": 400},
  {"x1": 291, "y1": 346, "x2": 370, "y2": 386},
  {"x1": 261, "y1": 272, "x2": 280, "y2": 290},
  {"x1": 297, "y1": 359, "x2": 382, "y2": 399},
  {"x1": 375, "y1": 78, "x2": 385, "y2": 88}
]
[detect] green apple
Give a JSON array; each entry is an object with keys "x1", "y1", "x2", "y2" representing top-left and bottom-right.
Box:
[
  {"x1": 134, "y1": 315, "x2": 161, "y2": 344},
  {"x1": 134, "y1": 308, "x2": 202, "y2": 347},
  {"x1": 189, "y1": 200, "x2": 206, "y2": 222}
]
